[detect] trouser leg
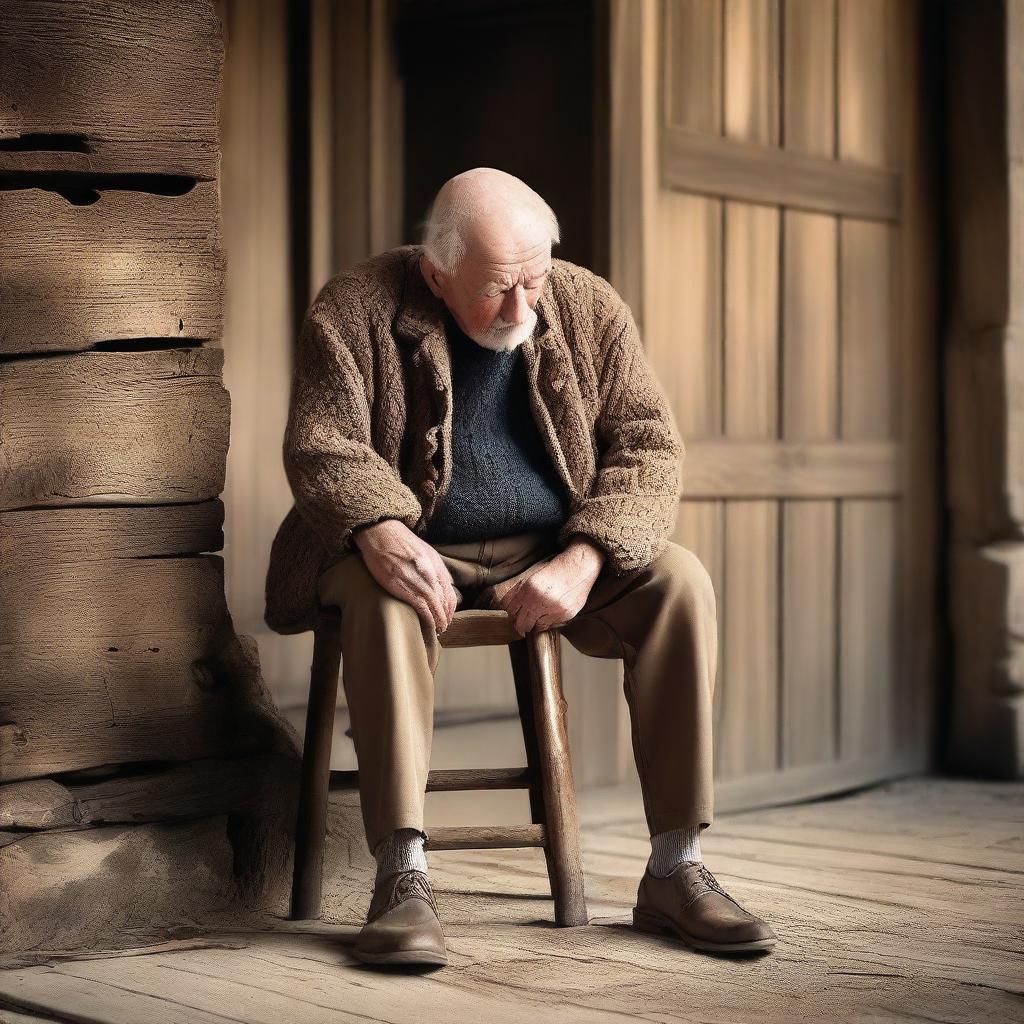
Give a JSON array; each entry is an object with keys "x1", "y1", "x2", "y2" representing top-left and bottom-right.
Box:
[
  {"x1": 313, "y1": 532, "x2": 555, "y2": 855},
  {"x1": 559, "y1": 541, "x2": 718, "y2": 835},
  {"x1": 316, "y1": 552, "x2": 443, "y2": 855}
]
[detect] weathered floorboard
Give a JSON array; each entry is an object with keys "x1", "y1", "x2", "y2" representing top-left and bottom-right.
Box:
[{"x1": 0, "y1": 778, "x2": 1019, "y2": 1023}]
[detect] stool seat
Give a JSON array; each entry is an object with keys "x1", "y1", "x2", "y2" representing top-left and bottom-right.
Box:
[{"x1": 291, "y1": 606, "x2": 589, "y2": 927}]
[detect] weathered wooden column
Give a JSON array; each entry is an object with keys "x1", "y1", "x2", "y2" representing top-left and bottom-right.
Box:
[
  {"x1": 0, "y1": 1, "x2": 301, "y2": 954},
  {"x1": 944, "y1": 0, "x2": 1024, "y2": 777}
]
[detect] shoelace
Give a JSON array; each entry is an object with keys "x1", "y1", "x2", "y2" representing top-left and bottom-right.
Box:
[
  {"x1": 373, "y1": 869, "x2": 438, "y2": 919},
  {"x1": 394, "y1": 871, "x2": 433, "y2": 903},
  {"x1": 695, "y1": 863, "x2": 731, "y2": 899}
]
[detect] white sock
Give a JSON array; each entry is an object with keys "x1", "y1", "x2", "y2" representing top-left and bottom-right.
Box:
[
  {"x1": 373, "y1": 827, "x2": 428, "y2": 879},
  {"x1": 646, "y1": 825, "x2": 702, "y2": 876}
]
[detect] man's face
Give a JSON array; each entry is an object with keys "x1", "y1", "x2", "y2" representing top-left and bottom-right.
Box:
[{"x1": 420, "y1": 236, "x2": 551, "y2": 353}]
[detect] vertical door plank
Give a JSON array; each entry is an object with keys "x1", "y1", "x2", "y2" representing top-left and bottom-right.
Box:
[
  {"x1": 663, "y1": 0, "x2": 723, "y2": 132},
  {"x1": 720, "y1": 204, "x2": 780, "y2": 777},
  {"x1": 720, "y1": 501, "x2": 780, "y2": 777},
  {"x1": 724, "y1": 205, "x2": 780, "y2": 437},
  {"x1": 724, "y1": 0, "x2": 780, "y2": 146},
  {"x1": 839, "y1": 218, "x2": 899, "y2": 760},
  {"x1": 840, "y1": 221, "x2": 895, "y2": 438},
  {"x1": 781, "y1": 212, "x2": 839, "y2": 765},
  {"x1": 781, "y1": 502, "x2": 838, "y2": 765},
  {"x1": 647, "y1": 193, "x2": 723, "y2": 439},
  {"x1": 783, "y1": 0, "x2": 836, "y2": 155},
  {"x1": 837, "y1": 0, "x2": 899, "y2": 763},
  {"x1": 782, "y1": 214, "x2": 839, "y2": 439},
  {"x1": 840, "y1": 500, "x2": 898, "y2": 757},
  {"x1": 718, "y1": 0, "x2": 782, "y2": 778},
  {"x1": 780, "y1": 0, "x2": 840, "y2": 768},
  {"x1": 838, "y1": 0, "x2": 896, "y2": 169}
]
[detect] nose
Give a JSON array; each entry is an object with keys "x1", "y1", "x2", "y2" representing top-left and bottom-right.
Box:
[{"x1": 501, "y1": 283, "x2": 530, "y2": 325}]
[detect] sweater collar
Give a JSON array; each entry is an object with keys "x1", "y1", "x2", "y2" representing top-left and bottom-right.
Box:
[{"x1": 395, "y1": 245, "x2": 558, "y2": 350}]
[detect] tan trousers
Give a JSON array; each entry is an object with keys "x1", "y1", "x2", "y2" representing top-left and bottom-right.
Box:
[{"x1": 316, "y1": 529, "x2": 717, "y2": 854}]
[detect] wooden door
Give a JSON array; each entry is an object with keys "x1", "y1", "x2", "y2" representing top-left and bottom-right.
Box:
[{"x1": 609, "y1": 0, "x2": 939, "y2": 809}]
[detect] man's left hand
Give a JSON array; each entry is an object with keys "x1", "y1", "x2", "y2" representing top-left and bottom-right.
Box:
[{"x1": 495, "y1": 538, "x2": 606, "y2": 636}]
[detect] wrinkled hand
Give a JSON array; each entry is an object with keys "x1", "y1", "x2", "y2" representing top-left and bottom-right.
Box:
[
  {"x1": 353, "y1": 519, "x2": 461, "y2": 633},
  {"x1": 496, "y1": 538, "x2": 606, "y2": 636}
]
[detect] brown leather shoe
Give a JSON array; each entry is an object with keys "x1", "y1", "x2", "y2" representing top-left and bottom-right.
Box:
[
  {"x1": 351, "y1": 869, "x2": 448, "y2": 967},
  {"x1": 632, "y1": 861, "x2": 777, "y2": 953}
]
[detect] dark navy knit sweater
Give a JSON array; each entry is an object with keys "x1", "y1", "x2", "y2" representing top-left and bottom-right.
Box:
[{"x1": 422, "y1": 310, "x2": 570, "y2": 544}]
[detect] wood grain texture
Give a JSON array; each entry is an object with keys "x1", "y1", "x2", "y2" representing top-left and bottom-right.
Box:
[
  {"x1": 0, "y1": 502, "x2": 223, "y2": 563},
  {"x1": 424, "y1": 824, "x2": 547, "y2": 851},
  {"x1": 0, "y1": 347, "x2": 229, "y2": 509},
  {"x1": 0, "y1": 552, "x2": 263, "y2": 781},
  {"x1": 0, "y1": 181, "x2": 224, "y2": 353},
  {"x1": 0, "y1": 0, "x2": 222, "y2": 177}
]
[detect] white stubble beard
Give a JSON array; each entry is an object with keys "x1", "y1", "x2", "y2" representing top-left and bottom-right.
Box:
[{"x1": 466, "y1": 306, "x2": 538, "y2": 353}]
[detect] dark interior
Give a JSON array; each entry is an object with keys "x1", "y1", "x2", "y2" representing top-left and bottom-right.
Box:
[{"x1": 395, "y1": 0, "x2": 608, "y2": 275}]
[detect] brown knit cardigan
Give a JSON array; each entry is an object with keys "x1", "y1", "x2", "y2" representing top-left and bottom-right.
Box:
[{"x1": 264, "y1": 243, "x2": 685, "y2": 635}]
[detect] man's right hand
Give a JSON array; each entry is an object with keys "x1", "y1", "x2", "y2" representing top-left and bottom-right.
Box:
[{"x1": 352, "y1": 519, "x2": 461, "y2": 634}]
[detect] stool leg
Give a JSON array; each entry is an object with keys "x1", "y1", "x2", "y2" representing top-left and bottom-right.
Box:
[
  {"x1": 510, "y1": 638, "x2": 559, "y2": 901},
  {"x1": 291, "y1": 619, "x2": 343, "y2": 920},
  {"x1": 524, "y1": 628, "x2": 589, "y2": 927}
]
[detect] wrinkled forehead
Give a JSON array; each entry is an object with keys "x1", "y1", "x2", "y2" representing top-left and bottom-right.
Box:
[{"x1": 458, "y1": 236, "x2": 552, "y2": 286}]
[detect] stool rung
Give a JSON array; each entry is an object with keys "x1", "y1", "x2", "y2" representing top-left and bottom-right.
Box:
[
  {"x1": 424, "y1": 824, "x2": 547, "y2": 850},
  {"x1": 329, "y1": 766, "x2": 532, "y2": 793}
]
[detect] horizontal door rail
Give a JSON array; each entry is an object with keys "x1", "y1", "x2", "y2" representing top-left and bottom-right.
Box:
[
  {"x1": 681, "y1": 440, "x2": 900, "y2": 498},
  {"x1": 662, "y1": 127, "x2": 900, "y2": 222}
]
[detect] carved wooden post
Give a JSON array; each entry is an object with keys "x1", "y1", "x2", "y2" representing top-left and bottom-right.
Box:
[{"x1": 0, "y1": 1, "x2": 300, "y2": 955}]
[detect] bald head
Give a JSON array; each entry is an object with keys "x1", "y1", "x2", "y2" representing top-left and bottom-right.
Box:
[
  {"x1": 422, "y1": 168, "x2": 560, "y2": 275},
  {"x1": 419, "y1": 168, "x2": 560, "y2": 352}
]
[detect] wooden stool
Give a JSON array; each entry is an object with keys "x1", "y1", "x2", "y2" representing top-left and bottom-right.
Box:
[{"x1": 290, "y1": 607, "x2": 589, "y2": 927}]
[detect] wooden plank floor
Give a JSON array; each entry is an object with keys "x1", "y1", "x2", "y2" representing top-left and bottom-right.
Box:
[{"x1": 1, "y1": 776, "x2": 1021, "y2": 1023}]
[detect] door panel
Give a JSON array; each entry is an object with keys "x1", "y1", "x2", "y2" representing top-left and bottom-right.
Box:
[{"x1": 611, "y1": 0, "x2": 937, "y2": 807}]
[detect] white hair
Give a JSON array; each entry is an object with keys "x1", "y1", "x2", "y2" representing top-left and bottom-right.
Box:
[{"x1": 419, "y1": 186, "x2": 561, "y2": 275}]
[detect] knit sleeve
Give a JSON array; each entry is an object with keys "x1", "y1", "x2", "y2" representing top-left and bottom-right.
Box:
[
  {"x1": 556, "y1": 285, "x2": 685, "y2": 576},
  {"x1": 282, "y1": 305, "x2": 423, "y2": 557}
]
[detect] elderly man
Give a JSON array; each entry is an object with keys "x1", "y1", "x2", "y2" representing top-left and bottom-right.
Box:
[{"x1": 265, "y1": 168, "x2": 776, "y2": 967}]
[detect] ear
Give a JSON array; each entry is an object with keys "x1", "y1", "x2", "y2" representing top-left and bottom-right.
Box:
[{"x1": 419, "y1": 254, "x2": 444, "y2": 298}]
